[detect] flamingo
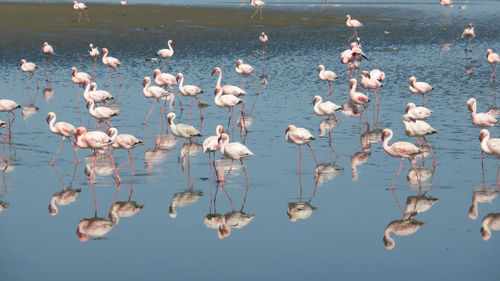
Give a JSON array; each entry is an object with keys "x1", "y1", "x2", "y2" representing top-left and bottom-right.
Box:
[
  {"x1": 317, "y1": 65, "x2": 338, "y2": 100},
  {"x1": 340, "y1": 43, "x2": 366, "y2": 78},
  {"x1": 142, "y1": 76, "x2": 172, "y2": 125},
  {"x1": 349, "y1": 79, "x2": 370, "y2": 125},
  {"x1": 107, "y1": 128, "x2": 143, "y2": 180},
  {"x1": 217, "y1": 133, "x2": 254, "y2": 187},
  {"x1": 312, "y1": 95, "x2": 342, "y2": 121},
  {"x1": 360, "y1": 71, "x2": 383, "y2": 93},
  {"x1": 169, "y1": 190, "x2": 203, "y2": 218},
  {"x1": 72, "y1": 67, "x2": 90, "y2": 109},
  {"x1": 153, "y1": 69, "x2": 183, "y2": 111},
  {"x1": 156, "y1": 39, "x2": 174, "y2": 70},
  {"x1": 479, "y1": 129, "x2": 500, "y2": 184},
  {"x1": 214, "y1": 87, "x2": 245, "y2": 133},
  {"x1": 487, "y1": 49, "x2": 500, "y2": 85},
  {"x1": 250, "y1": 0, "x2": 265, "y2": 19},
  {"x1": 285, "y1": 125, "x2": 319, "y2": 174},
  {"x1": 89, "y1": 43, "x2": 99, "y2": 78},
  {"x1": 42, "y1": 42, "x2": 54, "y2": 71},
  {"x1": 73, "y1": 1, "x2": 90, "y2": 23},
  {"x1": 0, "y1": 121, "x2": 8, "y2": 162},
  {"x1": 120, "y1": 0, "x2": 127, "y2": 15},
  {"x1": 481, "y1": 213, "x2": 500, "y2": 241},
  {"x1": 259, "y1": 32, "x2": 268, "y2": 54},
  {"x1": 406, "y1": 102, "x2": 433, "y2": 120},
  {"x1": 467, "y1": 98, "x2": 500, "y2": 136},
  {"x1": 74, "y1": 127, "x2": 121, "y2": 184},
  {"x1": 409, "y1": 76, "x2": 434, "y2": 106},
  {"x1": 203, "y1": 125, "x2": 224, "y2": 171},
  {"x1": 212, "y1": 67, "x2": 247, "y2": 96},
  {"x1": 86, "y1": 99, "x2": 117, "y2": 128},
  {"x1": 85, "y1": 81, "x2": 114, "y2": 104},
  {"x1": 383, "y1": 219, "x2": 425, "y2": 250},
  {"x1": 469, "y1": 189, "x2": 497, "y2": 220},
  {"x1": 462, "y1": 23, "x2": 475, "y2": 52},
  {"x1": 402, "y1": 114, "x2": 438, "y2": 166},
  {"x1": 48, "y1": 188, "x2": 81, "y2": 216},
  {"x1": 46, "y1": 112, "x2": 78, "y2": 165},
  {"x1": 235, "y1": 59, "x2": 259, "y2": 94},
  {"x1": 101, "y1": 48, "x2": 122, "y2": 86},
  {"x1": 111, "y1": 200, "x2": 144, "y2": 222},
  {"x1": 0, "y1": 99, "x2": 21, "y2": 143},
  {"x1": 176, "y1": 73, "x2": 204, "y2": 120},
  {"x1": 20, "y1": 59, "x2": 39, "y2": 89},
  {"x1": 167, "y1": 112, "x2": 202, "y2": 140},
  {"x1": 345, "y1": 14, "x2": 362, "y2": 41},
  {"x1": 381, "y1": 128, "x2": 424, "y2": 190},
  {"x1": 76, "y1": 216, "x2": 116, "y2": 242}
]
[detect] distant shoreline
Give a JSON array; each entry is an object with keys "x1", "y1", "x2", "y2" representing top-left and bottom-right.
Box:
[{"x1": 0, "y1": 2, "x2": 384, "y2": 31}]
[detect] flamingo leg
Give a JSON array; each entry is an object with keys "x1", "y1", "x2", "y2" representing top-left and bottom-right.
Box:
[
  {"x1": 114, "y1": 69, "x2": 122, "y2": 86},
  {"x1": 78, "y1": 12, "x2": 82, "y2": 24},
  {"x1": 306, "y1": 143, "x2": 319, "y2": 168},
  {"x1": 68, "y1": 137, "x2": 78, "y2": 164},
  {"x1": 84, "y1": 10, "x2": 90, "y2": 22},
  {"x1": 481, "y1": 151, "x2": 485, "y2": 184},
  {"x1": 92, "y1": 59, "x2": 97, "y2": 79},
  {"x1": 423, "y1": 137, "x2": 437, "y2": 168},
  {"x1": 50, "y1": 137, "x2": 66, "y2": 165},
  {"x1": 220, "y1": 159, "x2": 234, "y2": 187},
  {"x1": 195, "y1": 96, "x2": 204, "y2": 119},
  {"x1": 241, "y1": 159, "x2": 250, "y2": 187},
  {"x1": 0, "y1": 134, "x2": 6, "y2": 162},
  {"x1": 259, "y1": 7, "x2": 263, "y2": 19},
  {"x1": 390, "y1": 158, "x2": 404, "y2": 190},
  {"x1": 250, "y1": 76, "x2": 260, "y2": 95},
  {"x1": 171, "y1": 87, "x2": 183, "y2": 111},
  {"x1": 128, "y1": 150, "x2": 134, "y2": 181},
  {"x1": 298, "y1": 145, "x2": 302, "y2": 182},
  {"x1": 251, "y1": 7, "x2": 258, "y2": 19},
  {"x1": 143, "y1": 99, "x2": 156, "y2": 125},
  {"x1": 408, "y1": 159, "x2": 423, "y2": 195},
  {"x1": 104, "y1": 150, "x2": 121, "y2": 183},
  {"x1": 189, "y1": 97, "x2": 194, "y2": 122},
  {"x1": 106, "y1": 69, "x2": 113, "y2": 87}
]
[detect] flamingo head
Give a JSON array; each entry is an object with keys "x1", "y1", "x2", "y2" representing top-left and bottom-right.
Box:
[
  {"x1": 46, "y1": 112, "x2": 55, "y2": 124},
  {"x1": 89, "y1": 43, "x2": 93, "y2": 49},
  {"x1": 469, "y1": 23, "x2": 472, "y2": 28},
  {"x1": 216, "y1": 125, "x2": 224, "y2": 134},
  {"x1": 481, "y1": 227, "x2": 491, "y2": 240},
  {"x1": 379, "y1": 72, "x2": 386, "y2": 81},
  {"x1": 349, "y1": 78, "x2": 357, "y2": 88},
  {"x1": 217, "y1": 224, "x2": 231, "y2": 239},
  {"x1": 312, "y1": 96, "x2": 321, "y2": 105},
  {"x1": 236, "y1": 60, "x2": 243, "y2": 67},
  {"x1": 217, "y1": 133, "x2": 229, "y2": 144},
  {"x1": 214, "y1": 87, "x2": 222, "y2": 95},
  {"x1": 168, "y1": 39, "x2": 173, "y2": 46},
  {"x1": 409, "y1": 76, "x2": 416, "y2": 84},
  {"x1": 48, "y1": 204, "x2": 58, "y2": 216},
  {"x1": 107, "y1": 128, "x2": 117, "y2": 137},
  {"x1": 383, "y1": 236, "x2": 395, "y2": 250},
  {"x1": 167, "y1": 112, "x2": 176, "y2": 124},
  {"x1": 487, "y1": 49, "x2": 492, "y2": 57},
  {"x1": 361, "y1": 70, "x2": 370, "y2": 78},
  {"x1": 381, "y1": 129, "x2": 390, "y2": 141},
  {"x1": 76, "y1": 227, "x2": 89, "y2": 242},
  {"x1": 285, "y1": 125, "x2": 296, "y2": 136},
  {"x1": 287, "y1": 209, "x2": 297, "y2": 222},
  {"x1": 466, "y1": 98, "x2": 475, "y2": 112},
  {"x1": 20, "y1": 59, "x2": 26, "y2": 66},
  {"x1": 405, "y1": 103, "x2": 415, "y2": 113},
  {"x1": 211, "y1": 67, "x2": 221, "y2": 76},
  {"x1": 176, "y1": 73, "x2": 183, "y2": 83},
  {"x1": 261, "y1": 32, "x2": 265, "y2": 36},
  {"x1": 356, "y1": 37, "x2": 361, "y2": 44},
  {"x1": 101, "y1": 48, "x2": 108, "y2": 55},
  {"x1": 142, "y1": 76, "x2": 150, "y2": 86},
  {"x1": 73, "y1": 1, "x2": 77, "y2": 5},
  {"x1": 43, "y1": 42, "x2": 48, "y2": 47},
  {"x1": 153, "y1": 69, "x2": 161, "y2": 79},
  {"x1": 71, "y1": 67, "x2": 77, "y2": 76},
  {"x1": 317, "y1": 65, "x2": 324, "y2": 73},
  {"x1": 82, "y1": 78, "x2": 91, "y2": 88},
  {"x1": 90, "y1": 82, "x2": 97, "y2": 90},
  {"x1": 85, "y1": 100, "x2": 93, "y2": 109},
  {"x1": 345, "y1": 14, "x2": 351, "y2": 20},
  {"x1": 479, "y1": 129, "x2": 489, "y2": 142}
]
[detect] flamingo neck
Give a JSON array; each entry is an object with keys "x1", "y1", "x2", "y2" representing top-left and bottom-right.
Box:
[
  {"x1": 384, "y1": 227, "x2": 395, "y2": 248},
  {"x1": 220, "y1": 137, "x2": 229, "y2": 155},
  {"x1": 168, "y1": 41, "x2": 173, "y2": 53},
  {"x1": 109, "y1": 129, "x2": 118, "y2": 142},
  {"x1": 88, "y1": 101, "x2": 96, "y2": 115},
  {"x1": 110, "y1": 208, "x2": 119, "y2": 225},
  {"x1": 48, "y1": 115, "x2": 57, "y2": 134},
  {"x1": 83, "y1": 83, "x2": 91, "y2": 101},
  {"x1": 102, "y1": 51, "x2": 108, "y2": 64},
  {"x1": 178, "y1": 76, "x2": 184, "y2": 91},
  {"x1": 143, "y1": 80, "x2": 152, "y2": 97},
  {"x1": 480, "y1": 133, "x2": 492, "y2": 154},
  {"x1": 214, "y1": 90, "x2": 223, "y2": 107},
  {"x1": 313, "y1": 98, "x2": 322, "y2": 113},
  {"x1": 50, "y1": 196, "x2": 58, "y2": 213},
  {"x1": 382, "y1": 131, "x2": 393, "y2": 153}
]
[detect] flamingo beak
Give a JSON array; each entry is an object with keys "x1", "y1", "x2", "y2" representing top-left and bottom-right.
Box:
[
  {"x1": 46, "y1": 115, "x2": 51, "y2": 124},
  {"x1": 468, "y1": 105, "x2": 472, "y2": 112},
  {"x1": 217, "y1": 135, "x2": 222, "y2": 143},
  {"x1": 285, "y1": 128, "x2": 289, "y2": 135},
  {"x1": 86, "y1": 101, "x2": 91, "y2": 109},
  {"x1": 381, "y1": 132, "x2": 385, "y2": 141},
  {"x1": 211, "y1": 69, "x2": 217, "y2": 76}
]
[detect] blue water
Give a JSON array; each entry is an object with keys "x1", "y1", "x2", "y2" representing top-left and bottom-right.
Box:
[{"x1": 1, "y1": 1, "x2": 500, "y2": 280}]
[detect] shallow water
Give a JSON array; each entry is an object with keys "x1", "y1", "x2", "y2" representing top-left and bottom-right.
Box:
[{"x1": 1, "y1": 2, "x2": 500, "y2": 280}]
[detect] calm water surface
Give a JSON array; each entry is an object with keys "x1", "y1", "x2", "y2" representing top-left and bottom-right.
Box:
[{"x1": 1, "y1": 2, "x2": 500, "y2": 280}]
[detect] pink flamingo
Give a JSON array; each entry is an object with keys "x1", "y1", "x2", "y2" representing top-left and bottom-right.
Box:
[
  {"x1": 345, "y1": 14, "x2": 362, "y2": 41},
  {"x1": 381, "y1": 128, "x2": 423, "y2": 190},
  {"x1": 250, "y1": 0, "x2": 265, "y2": 19},
  {"x1": 46, "y1": 112, "x2": 78, "y2": 165},
  {"x1": 176, "y1": 73, "x2": 204, "y2": 120},
  {"x1": 480, "y1": 213, "x2": 500, "y2": 241},
  {"x1": 20, "y1": 59, "x2": 39, "y2": 89},
  {"x1": 155, "y1": 39, "x2": 174, "y2": 70},
  {"x1": 142, "y1": 76, "x2": 172, "y2": 125},
  {"x1": 85, "y1": 81, "x2": 114, "y2": 105},
  {"x1": 285, "y1": 125, "x2": 319, "y2": 174},
  {"x1": 409, "y1": 76, "x2": 434, "y2": 106},
  {"x1": 402, "y1": 114, "x2": 437, "y2": 167},
  {"x1": 73, "y1": 1, "x2": 90, "y2": 23},
  {"x1": 214, "y1": 87, "x2": 245, "y2": 134},
  {"x1": 235, "y1": 59, "x2": 259, "y2": 94},
  {"x1": 101, "y1": 48, "x2": 122, "y2": 87},
  {"x1": 479, "y1": 129, "x2": 500, "y2": 185},
  {"x1": 107, "y1": 128, "x2": 144, "y2": 180},
  {"x1": 72, "y1": 67, "x2": 90, "y2": 110},
  {"x1": 312, "y1": 95, "x2": 342, "y2": 121},
  {"x1": 42, "y1": 42, "x2": 54, "y2": 71},
  {"x1": 86, "y1": 99, "x2": 117, "y2": 129},
  {"x1": 167, "y1": 112, "x2": 202, "y2": 141},
  {"x1": 74, "y1": 127, "x2": 121, "y2": 183},
  {"x1": 89, "y1": 43, "x2": 99, "y2": 78},
  {"x1": 462, "y1": 23, "x2": 475, "y2": 52},
  {"x1": 406, "y1": 103, "x2": 433, "y2": 120},
  {"x1": 48, "y1": 188, "x2": 81, "y2": 216},
  {"x1": 487, "y1": 49, "x2": 500, "y2": 85},
  {"x1": 317, "y1": 65, "x2": 338, "y2": 100},
  {"x1": 217, "y1": 133, "x2": 254, "y2": 187},
  {"x1": 0, "y1": 99, "x2": 21, "y2": 143},
  {"x1": 203, "y1": 125, "x2": 224, "y2": 174},
  {"x1": 153, "y1": 69, "x2": 183, "y2": 111},
  {"x1": 259, "y1": 32, "x2": 268, "y2": 54},
  {"x1": 467, "y1": 98, "x2": 500, "y2": 136},
  {"x1": 212, "y1": 67, "x2": 247, "y2": 96},
  {"x1": 349, "y1": 79, "x2": 370, "y2": 125}
]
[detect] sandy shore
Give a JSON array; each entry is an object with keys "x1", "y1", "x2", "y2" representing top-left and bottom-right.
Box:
[{"x1": 0, "y1": 3, "x2": 382, "y2": 31}]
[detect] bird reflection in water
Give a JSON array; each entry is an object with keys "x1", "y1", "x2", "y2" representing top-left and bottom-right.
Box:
[
  {"x1": 43, "y1": 86, "x2": 54, "y2": 102},
  {"x1": 402, "y1": 194, "x2": 439, "y2": 219},
  {"x1": 110, "y1": 183, "x2": 145, "y2": 225},
  {"x1": 170, "y1": 153, "x2": 203, "y2": 218},
  {"x1": 480, "y1": 213, "x2": 500, "y2": 241},
  {"x1": 22, "y1": 104, "x2": 39, "y2": 120},
  {"x1": 0, "y1": 163, "x2": 12, "y2": 213},
  {"x1": 216, "y1": 182, "x2": 254, "y2": 239},
  {"x1": 383, "y1": 218, "x2": 424, "y2": 250},
  {"x1": 469, "y1": 188, "x2": 497, "y2": 220},
  {"x1": 48, "y1": 164, "x2": 80, "y2": 216},
  {"x1": 287, "y1": 167, "x2": 320, "y2": 222},
  {"x1": 407, "y1": 166, "x2": 435, "y2": 186}
]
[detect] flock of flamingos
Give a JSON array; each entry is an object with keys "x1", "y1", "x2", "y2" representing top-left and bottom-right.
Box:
[{"x1": 2, "y1": 1, "x2": 500, "y2": 246}]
